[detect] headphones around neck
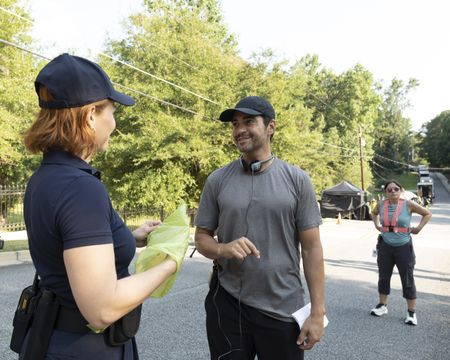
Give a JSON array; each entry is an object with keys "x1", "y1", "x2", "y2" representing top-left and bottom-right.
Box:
[{"x1": 240, "y1": 154, "x2": 275, "y2": 173}]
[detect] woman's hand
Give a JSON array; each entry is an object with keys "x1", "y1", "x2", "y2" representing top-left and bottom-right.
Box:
[
  {"x1": 410, "y1": 227, "x2": 421, "y2": 234},
  {"x1": 133, "y1": 220, "x2": 161, "y2": 247}
]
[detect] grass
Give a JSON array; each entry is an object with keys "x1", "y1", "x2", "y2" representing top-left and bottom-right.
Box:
[
  {"x1": 0, "y1": 240, "x2": 29, "y2": 252},
  {"x1": 5, "y1": 212, "x2": 24, "y2": 224},
  {"x1": 376, "y1": 172, "x2": 419, "y2": 191},
  {"x1": 369, "y1": 171, "x2": 421, "y2": 200},
  {"x1": 392, "y1": 172, "x2": 419, "y2": 190}
]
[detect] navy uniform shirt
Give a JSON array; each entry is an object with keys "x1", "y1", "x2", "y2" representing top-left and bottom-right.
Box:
[{"x1": 24, "y1": 148, "x2": 136, "y2": 309}]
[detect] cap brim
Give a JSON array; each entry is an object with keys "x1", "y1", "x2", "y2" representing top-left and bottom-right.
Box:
[
  {"x1": 109, "y1": 90, "x2": 135, "y2": 106},
  {"x1": 219, "y1": 107, "x2": 262, "y2": 122}
]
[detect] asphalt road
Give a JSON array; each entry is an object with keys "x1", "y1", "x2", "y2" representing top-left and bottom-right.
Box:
[{"x1": 0, "y1": 174, "x2": 449, "y2": 359}]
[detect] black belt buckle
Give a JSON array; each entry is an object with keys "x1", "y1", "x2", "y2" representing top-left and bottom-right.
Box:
[{"x1": 388, "y1": 226, "x2": 394, "y2": 232}]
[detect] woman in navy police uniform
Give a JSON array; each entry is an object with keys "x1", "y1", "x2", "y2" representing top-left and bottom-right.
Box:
[{"x1": 21, "y1": 54, "x2": 176, "y2": 359}]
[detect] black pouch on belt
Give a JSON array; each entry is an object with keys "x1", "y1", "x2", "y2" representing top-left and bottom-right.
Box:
[
  {"x1": 21, "y1": 289, "x2": 60, "y2": 360},
  {"x1": 106, "y1": 304, "x2": 142, "y2": 346},
  {"x1": 10, "y1": 273, "x2": 41, "y2": 354}
]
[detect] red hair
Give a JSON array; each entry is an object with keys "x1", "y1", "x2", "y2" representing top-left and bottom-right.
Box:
[{"x1": 24, "y1": 86, "x2": 109, "y2": 159}]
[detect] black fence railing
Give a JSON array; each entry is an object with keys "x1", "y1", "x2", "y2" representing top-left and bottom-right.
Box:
[
  {"x1": 0, "y1": 185, "x2": 196, "y2": 232},
  {"x1": 0, "y1": 185, "x2": 26, "y2": 232}
]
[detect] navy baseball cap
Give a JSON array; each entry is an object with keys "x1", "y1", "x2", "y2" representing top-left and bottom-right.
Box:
[
  {"x1": 35, "y1": 53, "x2": 135, "y2": 109},
  {"x1": 219, "y1": 96, "x2": 275, "y2": 122}
]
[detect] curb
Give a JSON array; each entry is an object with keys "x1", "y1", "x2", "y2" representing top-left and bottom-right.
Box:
[{"x1": 0, "y1": 250, "x2": 32, "y2": 267}]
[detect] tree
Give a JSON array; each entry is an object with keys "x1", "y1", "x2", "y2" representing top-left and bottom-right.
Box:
[
  {"x1": 0, "y1": 0, "x2": 41, "y2": 185},
  {"x1": 94, "y1": 0, "x2": 243, "y2": 211},
  {"x1": 290, "y1": 56, "x2": 380, "y2": 190},
  {"x1": 420, "y1": 111, "x2": 450, "y2": 168},
  {"x1": 372, "y1": 78, "x2": 418, "y2": 177}
]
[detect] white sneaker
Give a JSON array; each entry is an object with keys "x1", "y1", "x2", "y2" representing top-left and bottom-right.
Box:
[
  {"x1": 405, "y1": 311, "x2": 417, "y2": 325},
  {"x1": 370, "y1": 303, "x2": 388, "y2": 316}
]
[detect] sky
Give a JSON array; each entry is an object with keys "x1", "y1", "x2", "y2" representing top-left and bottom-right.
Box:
[{"x1": 19, "y1": 0, "x2": 450, "y2": 130}]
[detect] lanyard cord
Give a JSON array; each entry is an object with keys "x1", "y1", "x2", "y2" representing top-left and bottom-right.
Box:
[{"x1": 215, "y1": 171, "x2": 255, "y2": 358}]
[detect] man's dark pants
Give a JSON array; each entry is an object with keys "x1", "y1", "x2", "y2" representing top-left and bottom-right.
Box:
[{"x1": 205, "y1": 284, "x2": 304, "y2": 360}]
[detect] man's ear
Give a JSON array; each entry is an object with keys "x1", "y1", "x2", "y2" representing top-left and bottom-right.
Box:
[{"x1": 268, "y1": 120, "x2": 276, "y2": 135}]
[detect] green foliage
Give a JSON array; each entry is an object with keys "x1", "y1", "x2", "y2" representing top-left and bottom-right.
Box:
[
  {"x1": 419, "y1": 111, "x2": 450, "y2": 167},
  {"x1": 0, "y1": 240, "x2": 28, "y2": 252},
  {"x1": 372, "y1": 171, "x2": 418, "y2": 191},
  {"x1": 284, "y1": 58, "x2": 380, "y2": 190},
  {"x1": 1, "y1": 0, "x2": 418, "y2": 210},
  {"x1": 94, "y1": 0, "x2": 239, "y2": 209},
  {"x1": 93, "y1": 0, "x2": 409, "y2": 205},
  {"x1": 0, "y1": 0, "x2": 41, "y2": 184},
  {"x1": 372, "y1": 78, "x2": 418, "y2": 177}
]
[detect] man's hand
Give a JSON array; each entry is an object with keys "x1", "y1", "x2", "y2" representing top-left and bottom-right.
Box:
[
  {"x1": 133, "y1": 220, "x2": 162, "y2": 248},
  {"x1": 220, "y1": 237, "x2": 260, "y2": 261},
  {"x1": 298, "y1": 227, "x2": 325, "y2": 350},
  {"x1": 297, "y1": 313, "x2": 324, "y2": 350}
]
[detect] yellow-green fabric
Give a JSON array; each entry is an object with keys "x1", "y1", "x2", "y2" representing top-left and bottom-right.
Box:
[{"x1": 135, "y1": 203, "x2": 190, "y2": 297}]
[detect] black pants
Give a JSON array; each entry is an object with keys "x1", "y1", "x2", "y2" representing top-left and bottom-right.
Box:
[
  {"x1": 377, "y1": 240, "x2": 416, "y2": 299},
  {"x1": 205, "y1": 284, "x2": 304, "y2": 360},
  {"x1": 20, "y1": 329, "x2": 137, "y2": 360}
]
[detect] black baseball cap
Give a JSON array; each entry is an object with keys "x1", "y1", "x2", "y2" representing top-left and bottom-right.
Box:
[
  {"x1": 219, "y1": 96, "x2": 275, "y2": 122},
  {"x1": 35, "y1": 53, "x2": 135, "y2": 109}
]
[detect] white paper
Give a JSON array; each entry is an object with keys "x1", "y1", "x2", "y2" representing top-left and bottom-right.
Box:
[{"x1": 292, "y1": 302, "x2": 329, "y2": 329}]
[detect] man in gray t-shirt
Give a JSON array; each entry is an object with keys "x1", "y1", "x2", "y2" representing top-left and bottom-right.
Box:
[{"x1": 195, "y1": 96, "x2": 325, "y2": 360}]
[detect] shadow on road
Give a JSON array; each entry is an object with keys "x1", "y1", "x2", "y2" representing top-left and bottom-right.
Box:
[
  {"x1": 1, "y1": 259, "x2": 449, "y2": 360},
  {"x1": 325, "y1": 258, "x2": 450, "y2": 282}
]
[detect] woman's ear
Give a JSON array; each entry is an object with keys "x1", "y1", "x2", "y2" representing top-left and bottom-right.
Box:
[{"x1": 88, "y1": 105, "x2": 96, "y2": 130}]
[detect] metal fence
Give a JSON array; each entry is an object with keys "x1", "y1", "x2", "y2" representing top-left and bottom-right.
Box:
[
  {"x1": 0, "y1": 185, "x2": 196, "y2": 232},
  {"x1": 0, "y1": 185, "x2": 26, "y2": 231}
]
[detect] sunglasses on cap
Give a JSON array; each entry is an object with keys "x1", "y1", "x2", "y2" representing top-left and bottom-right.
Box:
[{"x1": 386, "y1": 187, "x2": 401, "y2": 193}]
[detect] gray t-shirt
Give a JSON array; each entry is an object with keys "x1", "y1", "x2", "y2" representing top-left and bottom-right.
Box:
[{"x1": 195, "y1": 158, "x2": 322, "y2": 320}]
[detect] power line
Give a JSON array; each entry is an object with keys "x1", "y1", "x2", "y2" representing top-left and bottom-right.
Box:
[
  {"x1": 1, "y1": 9, "x2": 221, "y2": 109},
  {"x1": 3, "y1": 7, "x2": 365, "y2": 125},
  {"x1": 0, "y1": 38, "x2": 50, "y2": 60},
  {"x1": 323, "y1": 152, "x2": 359, "y2": 159},
  {"x1": 114, "y1": 83, "x2": 197, "y2": 115},
  {"x1": 303, "y1": 147, "x2": 359, "y2": 159},
  {"x1": 5, "y1": 5, "x2": 219, "y2": 105},
  {"x1": 317, "y1": 140, "x2": 358, "y2": 153},
  {"x1": 371, "y1": 167, "x2": 387, "y2": 181},
  {"x1": 0, "y1": 5, "x2": 33, "y2": 23},
  {"x1": 148, "y1": 43, "x2": 197, "y2": 70},
  {"x1": 113, "y1": 82, "x2": 214, "y2": 120},
  {"x1": 99, "y1": 52, "x2": 221, "y2": 106},
  {"x1": 0, "y1": 38, "x2": 211, "y2": 119},
  {"x1": 370, "y1": 159, "x2": 390, "y2": 171},
  {"x1": 373, "y1": 153, "x2": 411, "y2": 167}
]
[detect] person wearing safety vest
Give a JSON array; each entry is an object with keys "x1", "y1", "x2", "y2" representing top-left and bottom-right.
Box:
[{"x1": 370, "y1": 180, "x2": 432, "y2": 326}]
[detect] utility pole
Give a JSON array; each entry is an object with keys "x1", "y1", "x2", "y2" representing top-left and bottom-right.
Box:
[{"x1": 359, "y1": 125, "x2": 365, "y2": 191}]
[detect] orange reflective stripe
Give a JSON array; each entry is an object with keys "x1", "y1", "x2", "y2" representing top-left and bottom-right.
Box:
[
  {"x1": 381, "y1": 226, "x2": 409, "y2": 233},
  {"x1": 382, "y1": 199, "x2": 409, "y2": 233}
]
